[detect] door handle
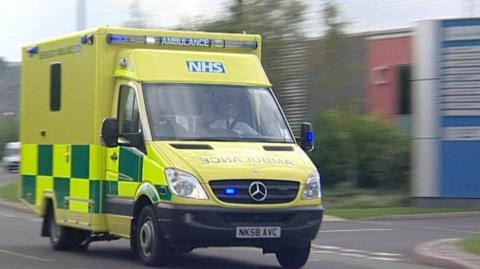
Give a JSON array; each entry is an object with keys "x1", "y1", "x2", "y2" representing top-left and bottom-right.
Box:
[{"x1": 110, "y1": 152, "x2": 118, "y2": 161}]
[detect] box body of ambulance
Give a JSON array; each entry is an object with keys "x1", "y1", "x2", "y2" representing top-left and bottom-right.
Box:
[{"x1": 20, "y1": 27, "x2": 322, "y2": 268}]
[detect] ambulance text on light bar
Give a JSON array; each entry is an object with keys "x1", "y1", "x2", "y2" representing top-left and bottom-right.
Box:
[{"x1": 106, "y1": 34, "x2": 257, "y2": 50}]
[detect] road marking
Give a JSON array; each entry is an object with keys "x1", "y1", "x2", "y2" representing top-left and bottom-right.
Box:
[
  {"x1": 312, "y1": 245, "x2": 341, "y2": 250},
  {"x1": 353, "y1": 219, "x2": 480, "y2": 235},
  {"x1": 312, "y1": 250, "x2": 339, "y2": 254},
  {"x1": 367, "y1": 256, "x2": 402, "y2": 262},
  {"x1": 0, "y1": 212, "x2": 15, "y2": 218},
  {"x1": 369, "y1": 252, "x2": 404, "y2": 257},
  {"x1": 341, "y1": 248, "x2": 369, "y2": 253},
  {"x1": 0, "y1": 249, "x2": 52, "y2": 262},
  {"x1": 319, "y1": 228, "x2": 394, "y2": 233},
  {"x1": 339, "y1": 253, "x2": 367, "y2": 258},
  {"x1": 311, "y1": 244, "x2": 404, "y2": 263}
]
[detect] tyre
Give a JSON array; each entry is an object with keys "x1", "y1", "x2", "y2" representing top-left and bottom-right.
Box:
[
  {"x1": 47, "y1": 205, "x2": 90, "y2": 251},
  {"x1": 275, "y1": 243, "x2": 311, "y2": 269},
  {"x1": 130, "y1": 218, "x2": 138, "y2": 255},
  {"x1": 136, "y1": 205, "x2": 172, "y2": 266}
]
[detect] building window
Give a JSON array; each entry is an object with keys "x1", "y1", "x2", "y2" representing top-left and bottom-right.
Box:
[
  {"x1": 398, "y1": 65, "x2": 411, "y2": 115},
  {"x1": 370, "y1": 66, "x2": 388, "y2": 85},
  {"x1": 50, "y1": 63, "x2": 61, "y2": 111}
]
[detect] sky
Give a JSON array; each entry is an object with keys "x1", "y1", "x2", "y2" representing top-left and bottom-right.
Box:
[{"x1": 0, "y1": 0, "x2": 471, "y2": 61}]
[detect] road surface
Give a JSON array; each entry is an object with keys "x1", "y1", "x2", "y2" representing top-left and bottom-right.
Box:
[
  {"x1": 1, "y1": 204, "x2": 479, "y2": 268},
  {"x1": 1, "y1": 174, "x2": 479, "y2": 268}
]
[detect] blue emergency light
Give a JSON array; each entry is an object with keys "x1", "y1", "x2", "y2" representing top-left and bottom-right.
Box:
[
  {"x1": 307, "y1": 131, "x2": 314, "y2": 142},
  {"x1": 224, "y1": 187, "x2": 237, "y2": 195},
  {"x1": 107, "y1": 34, "x2": 126, "y2": 43},
  {"x1": 27, "y1": 46, "x2": 39, "y2": 56}
]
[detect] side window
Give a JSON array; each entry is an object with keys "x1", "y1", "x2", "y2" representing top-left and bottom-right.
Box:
[
  {"x1": 118, "y1": 86, "x2": 141, "y2": 135},
  {"x1": 50, "y1": 63, "x2": 61, "y2": 111}
]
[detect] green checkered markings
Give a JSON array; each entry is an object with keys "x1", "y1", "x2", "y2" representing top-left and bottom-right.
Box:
[
  {"x1": 90, "y1": 180, "x2": 106, "y2": 213},
  {"x1": 72, "y1": 145, "x2": 90, "y2": 179},
  {"x1": 119, "y1": 147, "x2": 143, "y2": 182},
  {"x1": 54, "y1": 177, "x2": 69, "y2": 209},
  {"x1": 38, "y1": 145, "x2": 53, "y2": 176},
  {"x1": 156, "y1": 185, "x2": 172, "y2": 201},
  {"x1": 22, "y1": 175, "x2": 36, "y2": 204},
  {"x1": 107, "y1": 181, "x2": 118, "y2": 196}
]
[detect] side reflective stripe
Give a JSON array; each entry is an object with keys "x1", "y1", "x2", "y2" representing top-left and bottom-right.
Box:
[
  {"x1": 36, "y1": 176, "x2": 53, "y2": 205},
  {"x1": 119, "y1": 147, "x2": 143, "y2": 182},
  {"x1": 21, "y1": 143, "x2": 167, "y2": 214},
  {"x1": 89, "y1": 180, "x2": 105, "y2": 213},
  {"x1": 22, "y1": 175, "x2": 36, "y2": 204},
  {"x1": 38, "y1": 145, "x2": 53, "y2": 176},
  {"x1": 54, "y1": 177, "x2": 69, "y2": 209},
  {"x1": 156, "y1": 185, "x2": 172, "y2": 201},
  {"x1": 21, "y1": 144, "x2": 37, "y2": 175},
  {"x1": 106, "y1": 181, "x2": 118, "y2": 196},
  {"x1": 53, "y1": 145, "x2": 70, "y2": 178},
  {"x1": 69, "y1": 178, "x2": 90, "y2": 212},
  {"x1": 71, "y1": 145, "x2": 89, "y2": 179}
]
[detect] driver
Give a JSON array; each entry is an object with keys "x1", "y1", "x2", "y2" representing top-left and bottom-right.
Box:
[
  {"x1": 209, "y1": 99, "x2": 258, "y2": 136},
  {"x1": 153, "y1": 109, "x2": 188, "y2": 138}
]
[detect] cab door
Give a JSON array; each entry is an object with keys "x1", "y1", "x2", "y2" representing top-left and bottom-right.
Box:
[{"x1": 105, "y1": 82, "x2": 146, "y2": 236}]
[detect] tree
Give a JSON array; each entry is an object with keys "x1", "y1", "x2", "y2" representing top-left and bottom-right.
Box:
[
  {"x1": 124, "y1": 0, "x2": 148, "y2": 28},
  {"x1": 308, "y1": 1, "x2": 364, "y2": 114}
]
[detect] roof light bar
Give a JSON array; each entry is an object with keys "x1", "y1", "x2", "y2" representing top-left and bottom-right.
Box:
[{"x1": 106, "y1": 34, "x2": 257, "y2": 50}]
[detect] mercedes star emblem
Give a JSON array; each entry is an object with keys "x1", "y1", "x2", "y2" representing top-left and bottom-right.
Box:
[{"x1": 248, "y1": 181, "x2": 268, "y2": 202}]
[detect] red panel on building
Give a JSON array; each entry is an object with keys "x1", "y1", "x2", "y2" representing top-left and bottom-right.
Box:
[{"x1": 367, "y1": 31, "x2": 412, "y2": 119}]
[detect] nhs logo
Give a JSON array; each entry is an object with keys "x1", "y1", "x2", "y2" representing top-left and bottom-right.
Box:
[{"x1": 187, "y1": 61, "x2": 226, "y2": 73}]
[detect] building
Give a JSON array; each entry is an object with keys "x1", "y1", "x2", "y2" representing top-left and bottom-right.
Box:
[
  {"x1": 365, "y1": 20, "x2": 480, "y2": 204},
  {"x1": 366, "y1": 28, "x2": 412, "y2": 133}
]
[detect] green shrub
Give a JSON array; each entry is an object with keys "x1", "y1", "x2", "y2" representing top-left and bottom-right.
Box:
[{"x1": 309, "y1": 110, "x2": 410, "y2": 190}]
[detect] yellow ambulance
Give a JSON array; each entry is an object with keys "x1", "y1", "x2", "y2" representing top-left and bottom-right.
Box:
[{"x1": 20, "y1": 27, "x2": 323, "y2": 268}]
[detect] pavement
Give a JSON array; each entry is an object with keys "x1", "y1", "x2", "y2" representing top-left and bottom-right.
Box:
[
  {"x1": 0, "y1": 170, "x2": 19, "y2": 187},
  {"x1": 415, "y1": 239, "x2": 480, "y2": 269},
  {"x1": 0, "y1": 174, "x2": 479, "y2": 268}
]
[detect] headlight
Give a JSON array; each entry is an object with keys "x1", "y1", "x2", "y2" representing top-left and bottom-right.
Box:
[
  {"x1": 165, "y1": 168, "x2": 208, "y2": 200},
  {"x1": 303, "y1": 170, "x2": 322, "y2": 200}
]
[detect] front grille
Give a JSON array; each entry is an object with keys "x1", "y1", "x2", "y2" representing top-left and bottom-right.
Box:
[
  {"x1": 217, "y1": 212, "x2": 295, "y2": 224},
  {"x1": 209, "y1": 180, "x2": 299, "y2": 204}
]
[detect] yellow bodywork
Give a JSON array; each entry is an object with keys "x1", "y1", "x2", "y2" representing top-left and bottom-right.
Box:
[{"x1": 20, "y1": 27, "x2": 320, "y2": 237}]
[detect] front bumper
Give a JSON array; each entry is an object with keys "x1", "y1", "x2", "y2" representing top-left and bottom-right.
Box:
[{"x1": 155, "y1": 203, "x2": 323, "y2": 249}]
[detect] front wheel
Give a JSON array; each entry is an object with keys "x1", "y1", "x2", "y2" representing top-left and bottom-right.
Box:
[
  {"x1": 275, "y1": 243, "x2": 311, "y2": 269},
  {"x1": 136, "y1": 205, "x2": 172, "y2": 266}
]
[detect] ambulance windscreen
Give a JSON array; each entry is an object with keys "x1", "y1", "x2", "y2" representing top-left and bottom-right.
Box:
[{"x1": 142, "y1": 84, "x2": 293, "y2": 143}]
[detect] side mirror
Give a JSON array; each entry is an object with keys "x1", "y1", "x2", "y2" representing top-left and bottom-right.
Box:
[
  {"x1": 299, "y1": 122, "x2": 314, "y2": 152},
  {"x1": 101, "y1": 118, "x2": 119, "y2": 147}
]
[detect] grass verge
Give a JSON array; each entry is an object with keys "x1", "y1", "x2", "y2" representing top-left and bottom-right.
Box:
[
  {"x1": 0, "y1": 181, "x2": 19, "y2": 201},
  {"x1": 463, "y1": 236, "x2": 480, "y2": 256},
  {"x1": 326, "y1": 207, "x2": 474, "y2": 219}
]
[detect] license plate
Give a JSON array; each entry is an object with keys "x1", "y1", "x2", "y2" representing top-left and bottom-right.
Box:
[{"x1": 236, "y1": 226, "x2": 281, "y2": 238}]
